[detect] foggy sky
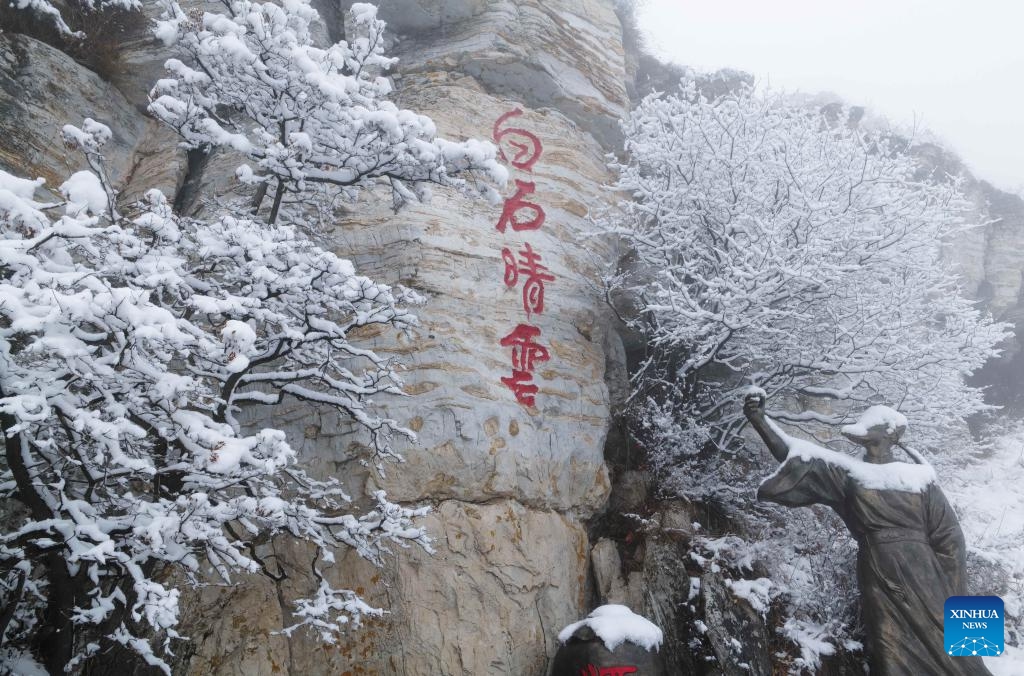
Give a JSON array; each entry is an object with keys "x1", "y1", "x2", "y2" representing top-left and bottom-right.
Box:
[{"x1": 636, "y1": 0, "x2": 1024, "y2": 193}]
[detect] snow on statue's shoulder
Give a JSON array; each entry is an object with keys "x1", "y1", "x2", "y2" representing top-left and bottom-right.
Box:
[
  {"x1": 557, "y1": 604, "x2": 663, "y2": 652},
  {"x1": 763, "y1": 418, "x2": 936, "y2": 493}
]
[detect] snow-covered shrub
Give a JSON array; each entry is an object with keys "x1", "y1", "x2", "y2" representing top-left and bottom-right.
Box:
[
  {"x1": 0, "y1": 118, "x2": 433, "y2": 674},
  {"x1": 944, "y1": 425, "x2": 1024, "y2": 666}
]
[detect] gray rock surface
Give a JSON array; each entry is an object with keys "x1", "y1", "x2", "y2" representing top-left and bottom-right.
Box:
[
  {"x1": 22, "y1": 1, "x2": 1024, "y2": 674},
  {"x1": 0, "y1": 33, "x2": 147, "y2": 190},
  {"x1": 589, "y1": 536, "x2": 643, "y2": 606},
  {"x1": 701, "y1": 573, "x2": 771, "y2": 676},
  {"x1": 352, "y1": 0, "x2": 630, "y2": 149},
  {"x1": 175, "y1": 500, "x2": 589, "y2": 676},
  {"x1": 2, "y1": 0, "x2": 626, "y2": 671},
  {"x1": 639, "y1": 534, "x2": 702, "y2": 676}
]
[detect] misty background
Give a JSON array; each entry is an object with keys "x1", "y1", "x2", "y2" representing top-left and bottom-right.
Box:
[{"x1": 637, "y1": 0, "x2": 1024, "y2": 193}]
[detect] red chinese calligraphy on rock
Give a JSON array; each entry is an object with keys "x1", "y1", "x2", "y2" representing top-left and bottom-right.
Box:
[
  {"x1": 496, "y1": 179, "x2": 545, "y2": 233},
  {"x1": 500, "y1": 323, "x2": 549, "y2": 406},
  {"x1": 578, "y1": 666, "x2": 638, "y2": 676},
  {"x1": 493, "y1": 108, "x2": 543, "y2": 171},
  {"x1": 502, "y1": 242, "x2": 556, "y2": 316}
]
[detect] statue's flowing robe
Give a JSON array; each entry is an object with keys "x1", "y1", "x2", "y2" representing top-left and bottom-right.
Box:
[{"x1": 758, "y1": 454, "x2": 994, "y2": 676}]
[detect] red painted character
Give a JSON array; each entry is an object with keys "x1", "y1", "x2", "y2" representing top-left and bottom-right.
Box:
[
  {"x1": 502, "y1": 242, "x2": 556, "y2": 316},
  {"x1": 499, "y1": 324, "x2": 550, "y2": 406},
  {"x1": 578, "y1": 666, "x2": 638, "y2": 676},
  {"x1": 493, "y1": 108, "x2": 543, "y2": 171},
  {"x1": 496, "y1": 179, "x2": 545, "y2": 233}
]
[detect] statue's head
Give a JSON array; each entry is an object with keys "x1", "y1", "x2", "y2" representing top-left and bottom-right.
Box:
[{"x1": 840, "y1": 406, "x2": 907, "y2": 453}]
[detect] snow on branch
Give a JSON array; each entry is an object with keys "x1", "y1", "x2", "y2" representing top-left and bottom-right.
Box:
[
  {"x1": 149, "y1": 0, "x2": 507, "y2": 224},
  {"x1": 0, "y1": 120, "x2": 431, "y2": 672},
  {"x1": 604, "y1": 72, "x2": 1013, "y2": 672}
]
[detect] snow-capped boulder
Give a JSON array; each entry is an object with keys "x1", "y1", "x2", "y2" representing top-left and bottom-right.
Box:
[{"x1": 552, "y1": 605, "x2": 666, "y2": 675}]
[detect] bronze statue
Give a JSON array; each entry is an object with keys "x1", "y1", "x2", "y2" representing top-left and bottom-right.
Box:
[{"x1": 743, "y1": 392, "x2": 993, "y2": 675}]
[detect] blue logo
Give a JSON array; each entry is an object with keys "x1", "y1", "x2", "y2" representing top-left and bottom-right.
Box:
[{"x1": 944, "y1": 596, "x2": 1003, "y2": 657}]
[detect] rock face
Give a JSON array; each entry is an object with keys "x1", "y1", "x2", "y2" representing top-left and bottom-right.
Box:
[
  {"x1": 0, "y1": 32, "x2": 185, "y2": 201},
  {"x1": 176, "y1": 501, "x2": 589, "y2": 676},
  {"x1": 148, "y1": 0, "x2": 627, "y2": 669},
  {"x1": 700, "y1": 574, "x2": 771, "y2": 676},
  {"x1": 267, "y1": 2, "x2": 627, "y2": 669},
  {"x1": 5, "y1": 2, "x2": 1023, "y2": 675},
  {"x1": 364, "y1": 0, "x2": 629, "y2": 149},
  {"x1": 912, "y1": 143, "x2": 1024, "y2": 413},
  {"x1": 0, "y1": 33, "x2": 144, "y2": 191},
  {"x1": 913, "y1": 144, "x2": 1024, "y2": 322}
]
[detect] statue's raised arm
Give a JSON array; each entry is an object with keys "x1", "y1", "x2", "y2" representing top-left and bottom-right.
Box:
[{"x1": 741, "y1": 390, "x2": 788, "y2": 462}]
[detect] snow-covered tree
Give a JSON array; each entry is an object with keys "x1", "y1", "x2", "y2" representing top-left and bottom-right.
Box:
[
  {"x1": 605, "y1": 78, "x2": 1009, "y2": 456},
  {"x1": 149, "y1": 0, "x2": 506, "y2": 224},
  {"x1": 0, "y1": 118, "x2": 436, "y2": 674}
]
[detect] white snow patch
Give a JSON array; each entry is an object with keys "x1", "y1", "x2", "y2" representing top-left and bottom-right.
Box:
[
  {"x1": 946, "y1": 427, "x2": 1024, "y2": 660},
  {"x1": 726, "y1": 577, "x2": 773, "y2": 614},
  {"x1": 558, "y1": 604, "x2": 663, "y2": 652},
  {"x1": 783, "y1": 618, "x2": 836, "y2": 670},
  {"x1": 985, "y1": 643, "x2": 1024, "y2": 675},
  {"x1": 687, "y1": 576, "x2": 701, "y2": 601},
  {"x1": 743, "y1": 385, "x2": 767, "y2": 399},
  {"x1": 60, "y1": 171, "x2": 107, "y2": 215},
  {"x1": 221, "y1": 320, "x2": 257, "y2": 373},
  {"x1": 0, "y1": 169, "x2": 45, "y2": 199},
  {"x1": 3, "y1": 651, "x2": 48, "y2": 676}
]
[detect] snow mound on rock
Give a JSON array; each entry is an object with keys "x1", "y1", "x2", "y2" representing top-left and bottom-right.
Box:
[{"x1": 557, "y1": 604, "x2": 663, "y2": 652}]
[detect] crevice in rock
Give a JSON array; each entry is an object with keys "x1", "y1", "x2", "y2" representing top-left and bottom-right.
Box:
[
  {"x1": 173, "y1": 147, "x2": 210, "y2": 216},
  {"x1": 270, "y1": 540, "x2": 297, "y2": 676}
]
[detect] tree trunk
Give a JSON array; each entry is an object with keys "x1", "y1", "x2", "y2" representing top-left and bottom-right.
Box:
[
  {"x1": 250, "y1": 179, "x2": 269, "y2": 215},
  {"x1": 34, "y1": 563, "x2": 76, "y2": 675},
  {"x1": 268, "y1": 179, "x2": 286, "y2": 225},
  {"x1": 2, "y1": 387, "x2": 77, "y2": 674}
]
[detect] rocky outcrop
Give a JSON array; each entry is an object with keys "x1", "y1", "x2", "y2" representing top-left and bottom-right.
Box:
[
  {"x1": 8, "y1": 1, "x2": 1023, "y2": 674},
  {"x1": 175, "y1": 501, "x2": 589, "y2": 676},
  {"x1": 365, "y1": 0, "x2": 630, "y2": 149},
  {"x1": 910, "y1": 143, "x2": 1024, "y2": 413},
  {"x1": 701, "y1": 574, "x2": 771, "y2": 676},
  {"x1": 267, "y1": 4, "x2": 627, "y2": 665},
  {"x1": 0, "y1": 31, "x2": 184, "y2": 202},
  {"x1": 329, "y1": 91, "x2": 617, "y2": 514},
  {"x1": 0, "y1": 33, "x2": 142, "y2": 189},
  {"x1": 913, "y1": 143, "x2": 1024, "y2": 320}
]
